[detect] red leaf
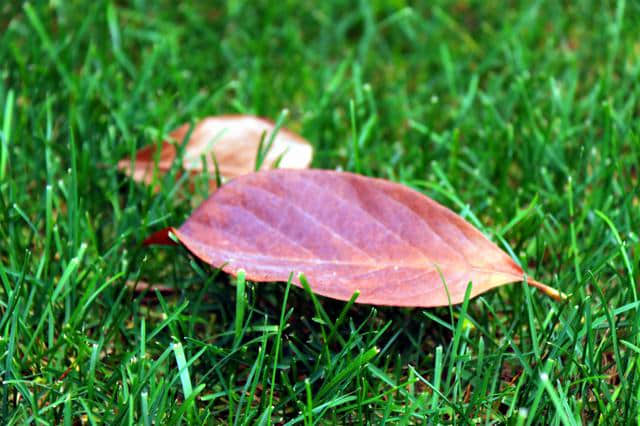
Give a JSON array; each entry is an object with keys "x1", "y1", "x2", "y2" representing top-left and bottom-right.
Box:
[
  {"x1": 142, "y1": 227, "x2": 176, "y2": 246},
  {"x1": 151, "y1": 169, "x2": 563, "y2": 307},
  {"x1": 118, "y1": 115, "x2": 313, "y2": 188}
]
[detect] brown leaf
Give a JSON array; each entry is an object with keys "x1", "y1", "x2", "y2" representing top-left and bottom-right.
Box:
[
  {"x1": 148, "y1": 169, "x2": 564, "y2": 307},
  {"x1": 118, "y1": 115, "x2": 313, "y2": 188}
]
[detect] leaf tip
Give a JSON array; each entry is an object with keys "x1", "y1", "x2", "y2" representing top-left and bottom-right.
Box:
[{"x1": 143, "y1": 227, "x2": 179, "y2": 246}]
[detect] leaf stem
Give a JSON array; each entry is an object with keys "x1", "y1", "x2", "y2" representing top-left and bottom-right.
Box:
[{"x1": 526, "y1": 278, "x2": 567, "y2": 302}]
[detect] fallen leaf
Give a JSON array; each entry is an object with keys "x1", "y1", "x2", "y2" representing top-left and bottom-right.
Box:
[
  {"x1": 146, "y1": 169, "x2": 564, "y2": 307},
  {"x1": 118, "y1": 115, "x2": 313, "y2": 188}
]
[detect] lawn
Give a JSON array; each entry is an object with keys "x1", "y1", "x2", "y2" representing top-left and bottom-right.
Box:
[{"x1": 1, "y1": 0, "x2": 639, "y2": 424}]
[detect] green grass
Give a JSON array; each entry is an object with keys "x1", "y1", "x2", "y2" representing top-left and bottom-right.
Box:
[{"x1": 1, "y1": 0, "x2": 639, "y2": 423}]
